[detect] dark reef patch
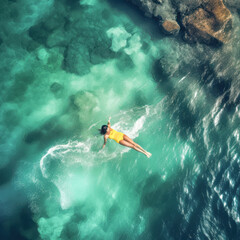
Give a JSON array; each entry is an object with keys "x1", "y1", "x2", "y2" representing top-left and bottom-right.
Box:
[
  {"x1": 6, "y1": 70, "x2": 35, "y2": 102},
  {"x1": 63, "y1": 30, "x2": 115, "y2": 75},
  {"x1": 29, "y1": 23, "x2": 52, "y2": 46}
]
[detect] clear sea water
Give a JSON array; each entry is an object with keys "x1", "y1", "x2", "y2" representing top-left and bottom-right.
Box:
[{"x1": 0, "y1": 0, "x2": 240, "y2": 239}]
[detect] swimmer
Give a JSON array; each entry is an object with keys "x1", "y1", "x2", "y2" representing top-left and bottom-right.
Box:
[{"x1": 99, "y1": 117, "x2": 152, "y2": 158}]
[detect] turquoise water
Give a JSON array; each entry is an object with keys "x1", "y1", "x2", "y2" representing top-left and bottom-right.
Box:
[{"x1": 0, "y1": 0, "x2": 240, "y2": 239}]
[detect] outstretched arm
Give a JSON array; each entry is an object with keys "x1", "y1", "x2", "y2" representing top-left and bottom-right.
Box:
[
  {"x1": 102, "y1": 135, "x2": 107, "y2": 149},
  {"x1": 107, "y1": 116, "x2": 111, "y2": 128}
]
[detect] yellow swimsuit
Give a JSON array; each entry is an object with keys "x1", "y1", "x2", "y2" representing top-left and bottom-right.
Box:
[{"x1": 108, "y1": 129, "x2": 124, "y2": 143}]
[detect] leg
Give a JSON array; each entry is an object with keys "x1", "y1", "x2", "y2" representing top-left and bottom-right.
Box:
[
  {"x1": 119, "y1": 140, "x2": 149, "y2": 158},
  {"x1": 123, "y1": 135, "x2": 151, "y2": 156}
]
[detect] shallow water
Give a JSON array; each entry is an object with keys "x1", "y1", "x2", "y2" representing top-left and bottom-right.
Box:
[{"x1": 0, "y1": 0, "x2": 240, "y2": 239}]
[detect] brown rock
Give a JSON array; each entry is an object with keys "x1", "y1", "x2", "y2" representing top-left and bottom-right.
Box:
[
  {"x1": 161, "y1": 20, "x2": 180, "y2": 35},
  {"x1": 182, "y1": 0, "x2": 232, "y2": 44},
  {"x1": 202, "y1": 0, "x2": 231, "y2": 24}
]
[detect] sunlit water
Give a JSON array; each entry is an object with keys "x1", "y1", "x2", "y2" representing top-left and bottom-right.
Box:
[{"x1": 0, "y1": 0, "x2": 240, "y2": 239}]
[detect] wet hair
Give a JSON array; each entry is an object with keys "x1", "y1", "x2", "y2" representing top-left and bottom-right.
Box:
[{"x1": 99, "y1": 125, "x2": 108, "y2": 135}]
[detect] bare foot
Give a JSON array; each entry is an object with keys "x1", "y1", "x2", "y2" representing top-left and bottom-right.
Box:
[
  {"x1": 144, "y1": 152, "x2": 149, "y2": 158},
  {"x1": 147, "y1": 152, "x2": 152, "y2": 158}
]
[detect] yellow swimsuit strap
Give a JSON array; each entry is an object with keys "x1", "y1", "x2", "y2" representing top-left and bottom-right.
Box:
[{"x1": 109, "y1": 129, "x2": 117, "y2": 139}]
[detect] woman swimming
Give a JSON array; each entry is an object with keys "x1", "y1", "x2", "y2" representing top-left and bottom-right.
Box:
[{"x1": 99, "y1": 117, "x2": 152, "y2": 158}]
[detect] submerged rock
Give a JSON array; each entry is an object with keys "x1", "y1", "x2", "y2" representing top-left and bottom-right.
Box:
[
  {"x1": 182, "y1": 0, "x2": 232, "y2": 44},
  {"x1": 69, "y1": 91, "x2": 99, "y2": 124},
  {"x1": 69, "y1": 90, "x2": 99, "y2": 126},
  {"x1": 50, "y1": 82, "x2": 64, "y2": 98},
  {"x1": 29, "y1": 23, "x2": 51, "y2": 45},
  {"x1": 46, "y1": 29, "x2": 70, "y2": 48},
  {"x1": 152, "y1": 55, "x2": 179, "y2": 82},
  {"x1": 37, "y1": 48, "x2": 50, "y2": 64},
  {"x1": 64, "y1": 29, "x2": 115, "y2": 76},
  {"x1": 70, "y1": 91, "x2": 98, "y2": 111},
  {"x1": 6, "y1": 70, "x2": 35, "y2": 101}
]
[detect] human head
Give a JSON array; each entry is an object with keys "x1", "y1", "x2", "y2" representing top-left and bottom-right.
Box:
[{"x1": 99, "y1": 125, "x2": 108, "y2": 135}]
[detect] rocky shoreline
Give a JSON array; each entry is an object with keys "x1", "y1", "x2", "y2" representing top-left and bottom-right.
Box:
[{"x1": 126, "y1": 0, "x2": 233, "y2": 45}]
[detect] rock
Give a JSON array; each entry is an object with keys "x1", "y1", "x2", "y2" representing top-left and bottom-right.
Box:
[
  {"x1": 69, "y1": 91, "x2": 99, "y2": 124},
  {"x1": 26, "y1": 40, "x2": 40, "y2": 52},
  {"x1": 37, "y1": 48, "x2": 50, "y2": 64},
  {"x1": 50, "y1": 82, "x2": 64, "y2": 98},
  {"x1": 50, "y1": 82, "x2": 63, "y2": 93},
  {"x1": 182, "y1": 0, "x2": 232, "y2": 44},
  {"x1": 47, "y1": 48, "x2": 65, "y2": 70},
  {"x1": 160, "y1": 19, "x2": 180, "y2": 35},
  {"x1": 46, "y1": 29, "x2": 70, "y2": 48},
  {"x1": 6, "y1": 70, "x2": 35, "y2": 101},
  {"x1": 29, "y1": 23, "x2": 51, "y2": 45},
  {"x1": 115, "y1": 53, "x2": 134, "y2": 71},
  {"x1": 64, "y1": 38, "x2": 91, "y2": 76},
  {"x1": 152, "y1": 54, "x2": 180, "y2": 82},
  {"x1": 202, "y1": 0, "x2": 231, "y2": 24},
  {"x1": 126, "y1": 0, "x2": 233, "y2": 45},
  {"x1": 43, "y1": 13, "x2": 66, "y2": 32},
  {"x1": 70, "y1": 91, "x2": 97, "y2": 111},
  {"x1": 64, "y1": 29, "x2": 115, "y2": 76}
]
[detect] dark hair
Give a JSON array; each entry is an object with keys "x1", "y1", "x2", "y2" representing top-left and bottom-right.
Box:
[{"x1": 99, "y1": 125, "x2": 108, "y2": 135}]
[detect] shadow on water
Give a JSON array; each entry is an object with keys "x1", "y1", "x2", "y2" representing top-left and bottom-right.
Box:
[
  {"x1": 179, "y1": 176, "x2": 210, "y2": 240},
  {"x1": 150, "y1": 35, "x2": 240, "y2": 240},
  {"x1": 135, "y1": 167, "x2": 209, "y2": 240},
  {"x1": 152, "y1": 59, "x2": 197, "y2": 140},
  {"x1": 60, "y1": 205, "x2": 87, "y2": 239},
  {"x1": 151, "y1": 51, "x2": 240, "y2": 237},
  {"x1": 0, "y1": 146, "x2": 26, "y2": 186},
  {"x1": 0, "y1": 204, "x2": 39, "y2": 240},
  {"x1": 199, "y1": 61, "x2": 232, "y2": 97},
  {"x1": 151, "y1": 47, "x2": 237, "y2": 140},
  {"x1": 139, "y1": 173, "x2": 182, "y2": 239},
  {"x1": 211, "y1": 192, "x2": 238, "y2": 239},
  {"x1": 0, "y1": 169, "x2": 62, "y2": 240},
  {"x1": 107, "y1": 0, "x2": 164, "y2": 41},
  {"x1": 137, "y1": 168, "x2": 238, "y2": 240}
]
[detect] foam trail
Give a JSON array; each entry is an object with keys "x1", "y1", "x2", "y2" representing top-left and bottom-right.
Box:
[{"x1": 40, "y1": 104, "x2": 158, "y2": 180}]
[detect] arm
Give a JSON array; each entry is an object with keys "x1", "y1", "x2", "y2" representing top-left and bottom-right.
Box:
[
  {"x1": 102, "y1": 135, "x2": 107, "y2": 149},
  {"x1": 103, "y1": 117, "x2": 111, "y2": 149},
  {"x1": 107, "y1": 116, "x2": 111, "y2": 128}
]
